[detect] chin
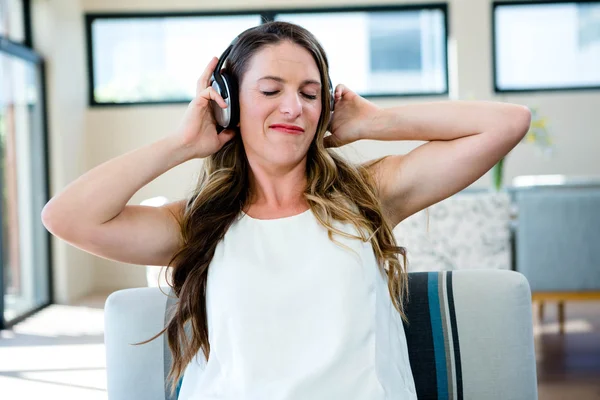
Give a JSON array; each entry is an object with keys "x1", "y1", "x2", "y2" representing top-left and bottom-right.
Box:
[{"x1": 264, "y1": 146, "x2": 308, "y2": 167}]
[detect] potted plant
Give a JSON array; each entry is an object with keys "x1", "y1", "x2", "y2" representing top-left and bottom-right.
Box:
[{"x1": 491, "y1": 107, "x2": 553, "y2": 191}]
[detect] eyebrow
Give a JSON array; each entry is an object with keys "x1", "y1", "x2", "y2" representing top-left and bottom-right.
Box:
[{"x1": 258, "y1": 75, "x2": 321, "y2": 87}]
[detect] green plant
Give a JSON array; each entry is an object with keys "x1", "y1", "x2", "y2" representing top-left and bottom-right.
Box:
[{"x1": 491, "y1": 107, "x2": 553, "y2": 191}]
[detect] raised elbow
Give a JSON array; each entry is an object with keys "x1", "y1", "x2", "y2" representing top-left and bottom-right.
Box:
[
  {"x1": 41, "y1": 202, "x2": 59, "y2": 234},
  {"x1": 513, "y1": 105, "x2": 532, "y2": 139},
  {"x1": 41, "y1": 201, "x2": 72, "y2": 237}
]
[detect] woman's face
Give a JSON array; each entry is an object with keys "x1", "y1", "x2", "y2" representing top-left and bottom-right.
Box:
[{"x1": 238, "y1": 40, "x2": 323, "y2": 170}]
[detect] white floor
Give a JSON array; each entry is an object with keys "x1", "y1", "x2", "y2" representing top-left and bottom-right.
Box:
[{"x1": 0, "y1": 294, "x2": 109, "y2": 400}]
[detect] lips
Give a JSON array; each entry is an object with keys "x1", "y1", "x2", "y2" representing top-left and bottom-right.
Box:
[{"x1": 269, "y1": 124, "x2": 305, "y2": 134}]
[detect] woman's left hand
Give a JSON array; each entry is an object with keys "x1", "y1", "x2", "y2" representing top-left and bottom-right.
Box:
[{"x1": 324, "y1": 84, "x2": 380, "y2": 148}]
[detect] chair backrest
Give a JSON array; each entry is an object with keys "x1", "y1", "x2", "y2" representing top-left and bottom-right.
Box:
[
  {"x1": 512, "y1": 184, "x2": 600, "y2": 291},
  {"x1": 104, "y1": 270, "x2": 537, "y2": 400}
]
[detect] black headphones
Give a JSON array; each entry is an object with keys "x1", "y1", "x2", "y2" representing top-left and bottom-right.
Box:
[{"x1": 210, "y1": 34, "x2": 335, "y2": 130}]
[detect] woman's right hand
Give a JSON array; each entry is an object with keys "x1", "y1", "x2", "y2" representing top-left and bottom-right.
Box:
[{"x1": 175, "y1": 56, "x2": 237, "y2": 159}]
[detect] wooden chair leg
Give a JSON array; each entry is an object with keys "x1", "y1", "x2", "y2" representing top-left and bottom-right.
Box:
[
  {"x1": 538, "y1": 301, "x2": 545, "y2": 323},
  {"x1": 558, "y1": 301, "x2": 565, "y2": 335}
]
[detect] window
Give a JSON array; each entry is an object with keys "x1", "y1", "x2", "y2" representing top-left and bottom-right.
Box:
[
  {"x1": 0, "y1": 0, "x2": 25, "y2": 43},
  {"x1": 87, "y1": 5, "x2": 448, "y2": 105},
  {"x1": 87, "y1": 13, "x2": 262, "y2": 105},
  {"x1": 0, "y1": 34, "x2": 51, "y2": 329},
  {"x1": 493, "y1": 1, "x2": 600, "y2": 92},
  {"x1": 275, "y1": 6, "x2": 447, "y2": 97}
]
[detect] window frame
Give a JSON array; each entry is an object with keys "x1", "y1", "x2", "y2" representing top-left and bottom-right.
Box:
[
  {"x1": 0, "y1": 0, "x2": 32, "y2": 46},
  {"x1": 492, "y1": 0, "x2": 600, "y2": 93},
  {"x1": 85, "y1": 3, "x2": 449, "y2": 107},
  {"x1": 0, "y1": 31, "x2": 53, "y2": 330}
]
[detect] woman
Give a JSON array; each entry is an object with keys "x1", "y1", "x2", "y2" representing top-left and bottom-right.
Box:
[{"x1": 42, "y1": 22, "x2": 531, "y2": 399}]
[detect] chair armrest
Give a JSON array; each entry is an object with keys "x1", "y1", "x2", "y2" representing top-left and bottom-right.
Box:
[{"x1": 104, "y1": 287, "x2": 170, "y2": 400}]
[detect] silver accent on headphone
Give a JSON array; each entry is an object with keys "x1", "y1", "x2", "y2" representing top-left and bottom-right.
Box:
[{"x1": 210, "y1": 77, "x2": 232, "y2": 129}]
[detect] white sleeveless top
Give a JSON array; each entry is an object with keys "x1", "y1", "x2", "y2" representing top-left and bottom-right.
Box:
[{"x1": 178, "y1": 209, "x2": 417, "y2": 400}]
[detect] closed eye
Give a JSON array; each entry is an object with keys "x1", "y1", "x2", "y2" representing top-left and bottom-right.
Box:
[{"x1": 261, "y1": 91, "x2": 318, "y2": 100}]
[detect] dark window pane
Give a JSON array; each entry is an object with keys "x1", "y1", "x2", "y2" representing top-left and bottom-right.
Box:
[{"x1": 369, "y1": 14, "x2": 423, "y2": 72}]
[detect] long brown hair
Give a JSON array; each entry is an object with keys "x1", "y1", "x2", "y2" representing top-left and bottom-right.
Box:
[{"x1": 150, "y1": 21, "x2": 409, "y2": 393}]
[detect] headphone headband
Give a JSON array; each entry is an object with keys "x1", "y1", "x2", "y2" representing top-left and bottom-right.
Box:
[
  {"x1": 212, "y1": 42, "x2": 235, "y2": 100},
  {"x1": 215, "y1": 36, "x2": 239, "y2": 72}
]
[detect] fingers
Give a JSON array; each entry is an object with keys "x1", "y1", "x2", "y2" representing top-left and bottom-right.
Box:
[
  {"x1": 333, "y1": 84, "x2": 347, "y2": 102},
  {"x1": 198, "y1": 86, "x2": 228, "y2": 109},
  {"x1": 196, "y1": 57, "x2": 219, "y2": 98}
]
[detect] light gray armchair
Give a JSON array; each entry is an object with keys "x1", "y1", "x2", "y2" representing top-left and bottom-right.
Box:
[{"x1": 104, "y1": 270, "x2": 537, "y2": 400}]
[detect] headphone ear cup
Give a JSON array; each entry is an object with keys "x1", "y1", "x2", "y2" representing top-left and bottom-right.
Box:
[
  {"x1": 330, "y1": 87, "x2": 334, "y2": 111},
  {"x1": 210, "y1": 77, "x2": 229, "y2": 129},
  {"x1": 328, "y1": 76, "x2": 334, "y2": 112},
  {"x1": 210, "y1": 71, "x2": 239, "y2": 130},
  {"x1": 220, "y1": 71, "x2": 239, "y2": 129}
]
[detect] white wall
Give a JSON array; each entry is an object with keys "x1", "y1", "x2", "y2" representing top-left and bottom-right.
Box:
[
  {"x1": 33, "y1": 0, "x2": 96, "y2": 303},
  {"x1": 35, "y1": 0, "x2": 600, "y2": 300}
]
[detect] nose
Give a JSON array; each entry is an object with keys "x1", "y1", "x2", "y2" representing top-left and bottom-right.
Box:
[{"x1": 279, "y1": 91, "x2": 302, "y2": 119}]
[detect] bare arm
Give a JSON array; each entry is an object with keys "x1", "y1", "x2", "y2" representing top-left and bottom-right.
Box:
[
  {"x1": 326, "y1": 86, "x2": 531, "y2": 227},
  {"x1": 365, "y1": 101, "x2": 530, "y2": 226},
  {"x1": 372, "y1": 101, "x2": 531, "y2": 225},
  {"x1": 41, "y1": 137, "x2": 194, "y2": 266},
  {"x1": 41, "y1": 56, "x2": 236, "y2": 266}
]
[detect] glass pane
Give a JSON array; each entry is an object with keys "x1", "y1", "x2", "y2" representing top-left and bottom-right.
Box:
[
  {"x1": 495, "y1": 2, "x2": 600, "y2": 90},
  {"x1": 0, "y1": 0, "x2": 26, "y2": 43},
  {"x1": 0, "y1": 50, "x2": 50, "y2": 324},
  {"x1": 275, "y1": 9, "x2": 447, "y2": 96},
  {"x1": 91, "y1": 15, "x2": 263, "y2": 103}
]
